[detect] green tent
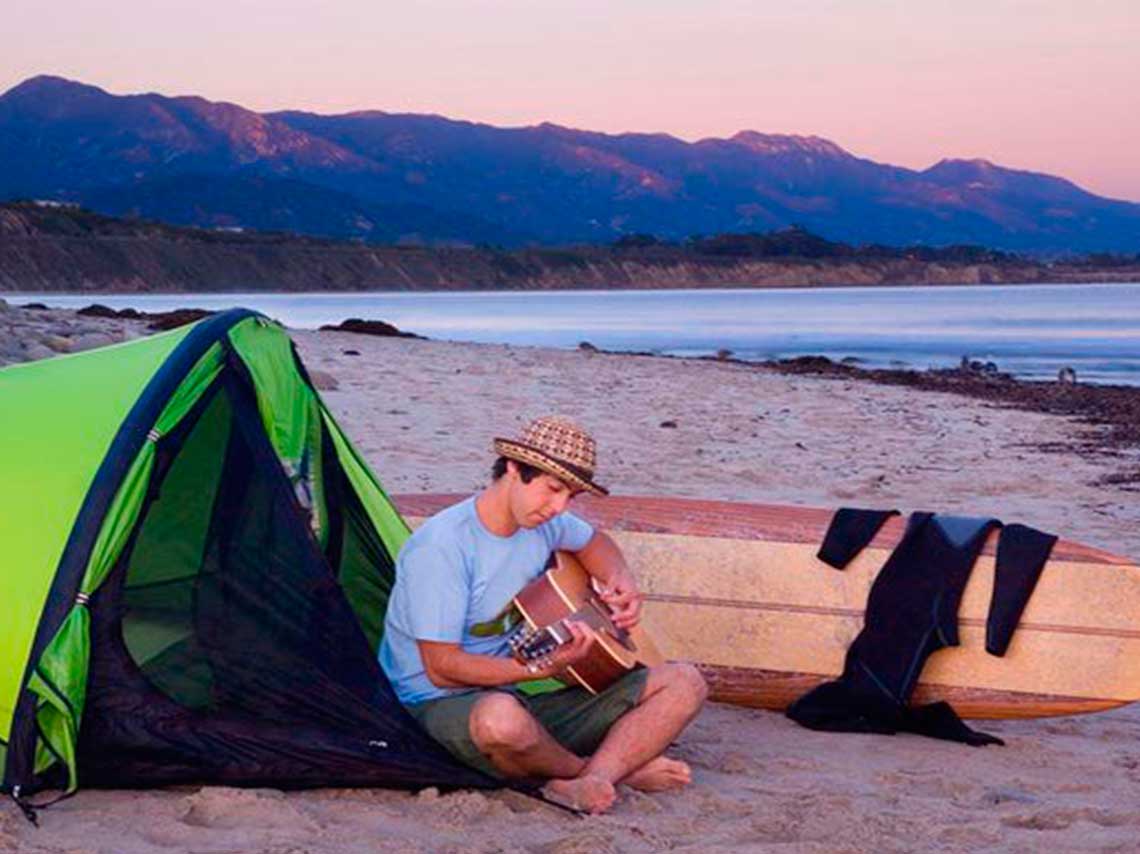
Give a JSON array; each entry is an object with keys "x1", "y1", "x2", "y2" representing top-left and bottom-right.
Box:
[{"x1": 1, "y1": 309, "x2": 486, "y2": 806}]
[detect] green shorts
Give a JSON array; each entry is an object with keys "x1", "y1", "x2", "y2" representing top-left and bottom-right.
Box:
[{"x1": 406, "y1": 668, "x2": 649, "y2": 779}]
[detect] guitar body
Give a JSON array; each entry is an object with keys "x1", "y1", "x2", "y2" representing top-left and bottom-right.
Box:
[{"x1": 511, "y1": 552, "x2": 664, "y2": 694}]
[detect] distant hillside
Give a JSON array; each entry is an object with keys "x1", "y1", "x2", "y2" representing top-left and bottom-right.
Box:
[
  {"x1": 2, "y1": 76, "x2": 1139, "y2": 253},
  {"x1": 3, "y1": 202, "x2": 1137, "y2": 292}
]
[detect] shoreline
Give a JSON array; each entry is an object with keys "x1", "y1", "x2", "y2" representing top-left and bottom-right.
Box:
[
  {"x1": 4, "y1": 300, "x2": 1139, "y2": 489},
  {"x1": 6, "y1": 287, "x2": 1140, "y2": 389}
]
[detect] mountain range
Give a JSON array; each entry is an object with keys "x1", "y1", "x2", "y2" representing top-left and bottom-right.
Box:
[{"x1": 2, "y1": 75, "x2": 1138, "y2": 253}]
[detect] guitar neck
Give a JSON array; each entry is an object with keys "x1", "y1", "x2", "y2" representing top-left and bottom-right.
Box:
[{"x1": 545, "y1": 600, "x2": 613, "y2": 644}]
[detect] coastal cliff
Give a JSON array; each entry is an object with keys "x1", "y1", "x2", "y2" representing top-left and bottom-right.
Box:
[{"x1": 1, "y1": 204, "x2": 1136, "y2": 292}]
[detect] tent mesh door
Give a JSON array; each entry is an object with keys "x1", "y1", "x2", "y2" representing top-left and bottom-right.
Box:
[{"x1": 77, "y1": 369, "x2": 485, "y2": 789}]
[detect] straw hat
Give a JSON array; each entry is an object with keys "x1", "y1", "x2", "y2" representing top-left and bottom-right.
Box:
[{"x1": 493, "y1": 415, "x2": 609, "y2": 496}]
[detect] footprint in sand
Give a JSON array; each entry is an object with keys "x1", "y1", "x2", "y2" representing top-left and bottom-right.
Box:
[
  {"x1": 771, "y1": 756, "x2": 824, "y2": 772},
  {"x1": 877, "y1": 770, "x2": 975, "y2": 800},
  {"x1": 978, "y1": 785, "x2": 1040, "y2": 806},
  {"x1": 424, "y1": 790, "x2": 511, "y2": 825},
  {"x1": 937, "y1": 825, "x2": 1003, "y2": 847},
  {"x1": 746, "y1": 811, "x2": 804, "y2": 845},
  {"x1": 534, "y1": 832, "x2": 619, "y2": 854},
  {"x1": 179, "y1": 787, "x2": 318, "y2": 833},
  {"x1": 1001, "y1": 807, "x2": 1136, "y2": 831}
]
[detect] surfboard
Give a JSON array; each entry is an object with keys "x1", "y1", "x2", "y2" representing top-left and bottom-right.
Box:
[{"x1": 393, "y1": 494, "x2": 1140, "y2": 719}]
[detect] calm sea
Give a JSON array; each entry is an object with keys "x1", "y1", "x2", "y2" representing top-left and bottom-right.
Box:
[{"x1": 9, "y1": 283, "x2": 1140, "y2": 386}]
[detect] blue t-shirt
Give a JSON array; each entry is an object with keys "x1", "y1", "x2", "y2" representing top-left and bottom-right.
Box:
[{"x1": 379, "y1": 496, "x2": 595, "y2": 705}]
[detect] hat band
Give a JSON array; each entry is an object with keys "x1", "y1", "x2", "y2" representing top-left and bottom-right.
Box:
[{"x1": 506, "y1": 441, "x2": 595, "y2": 484}]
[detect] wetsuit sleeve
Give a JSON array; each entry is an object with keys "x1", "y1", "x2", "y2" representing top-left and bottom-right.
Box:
[
  {"x1": 817, "y1": 507, "x2": 900, "y2": 569},
  {"x1": 986, "y1": 524, "x2": 1057, "y2": 656}
]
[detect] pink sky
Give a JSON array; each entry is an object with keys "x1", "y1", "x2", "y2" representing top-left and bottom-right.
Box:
[{"x1": 4, "y1": 0, "x2": 1139, "y2": 201}]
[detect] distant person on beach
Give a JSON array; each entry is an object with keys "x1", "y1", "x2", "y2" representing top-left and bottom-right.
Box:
[{"x1": 379, "y1": 415, "x2": 707, "y2": 813}]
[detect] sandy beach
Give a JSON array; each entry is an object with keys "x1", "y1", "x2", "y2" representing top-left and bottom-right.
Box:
[{"x1": 5, "y1": 319, "x2": 1140, "y2": 853}]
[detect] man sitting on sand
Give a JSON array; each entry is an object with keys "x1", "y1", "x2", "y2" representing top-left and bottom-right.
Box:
[{"x1": 379, "y1": 415, "x2": 707, "y2": 813}]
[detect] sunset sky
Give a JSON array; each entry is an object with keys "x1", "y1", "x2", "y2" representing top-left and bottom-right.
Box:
[{"x1": 5, "y1": 0, "x2": 1138, "y2": 201}]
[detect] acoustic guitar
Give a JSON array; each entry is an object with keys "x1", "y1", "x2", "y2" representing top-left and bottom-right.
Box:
[{"x1": 508, "y1": 551, "x2": 664, "y2": 694}]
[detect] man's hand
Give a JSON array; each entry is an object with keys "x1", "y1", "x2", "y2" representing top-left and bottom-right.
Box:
[
  {"x1": 574, "y1": 532, "x2": 642, "y2": 630},
  {"x1": 535, "y1": 620, "x2": 596, "y2": 677},
  {"x1": 599, "y1": 572, "x2": 641, "y2": 630}
]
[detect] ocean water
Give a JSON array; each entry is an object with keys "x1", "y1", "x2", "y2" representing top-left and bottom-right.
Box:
[{"x1": 9, "y1": 283, "x2": 1140, "y2": 386}]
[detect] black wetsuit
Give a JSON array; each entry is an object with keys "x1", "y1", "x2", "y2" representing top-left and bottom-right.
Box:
[{"x1": 789, "y1": 508, "x2": 1056, "y2": 745}]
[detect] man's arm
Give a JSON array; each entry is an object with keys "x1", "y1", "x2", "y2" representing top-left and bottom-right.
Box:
[
  {"x1": 573, "y1": 531, "x2": 642, "y2": 630},
  {"x1": 418, "y1": 622, "x2": 596, "y2": 688},
  {"x1": 418, "y1": 641, "x2": 533, "y2": 688}
]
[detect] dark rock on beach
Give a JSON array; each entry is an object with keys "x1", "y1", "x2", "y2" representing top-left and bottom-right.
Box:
[
  {"x1": 75, "y1": 303, "x2": 213, "y2": 330},
  {"x1": 319, "y1": 318, "x2": 424, "y2": 339},
  {"x1": 78, "y1": 303, "x2": 138, "y2": 319},
  {"x1": 144, "y1": 308, "x2": 214, "y2": 331},
  {"x1": 960, "y1": 355, "x2": 1000, "y2": 374}
]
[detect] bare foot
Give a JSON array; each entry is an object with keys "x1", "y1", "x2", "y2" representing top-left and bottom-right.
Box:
[
  {"x1": 622, "y1": 755, "x2": 692, "y2": 792},
  {"x1": 542, "y1": 774, "x2": 617, "y2": 814}
]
